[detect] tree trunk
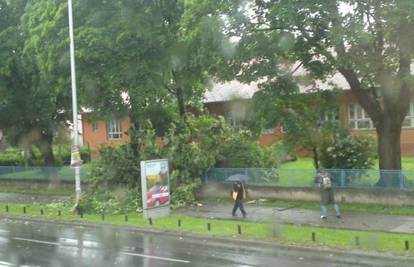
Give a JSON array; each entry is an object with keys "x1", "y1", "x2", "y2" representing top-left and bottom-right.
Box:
[
  {"x1": 312, "y1": 147, "x2": 319, "y2": 169},
  {"x1": 39, "y1": 131, "x2": 55, "y2": 167},
  {"x1": 375, "y1": 115, "x2": 402, "y2": 187},
  {"x1": 175, "y1": 86, "x2": 186, "y2": 118},
  {"x1": 38, "y1": 131, "x2": 59, "y2": 188}
]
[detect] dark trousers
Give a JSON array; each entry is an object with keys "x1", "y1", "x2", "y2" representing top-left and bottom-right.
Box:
[{"x1": 232, "y1": 199, "x2": 246, "y2": 216}]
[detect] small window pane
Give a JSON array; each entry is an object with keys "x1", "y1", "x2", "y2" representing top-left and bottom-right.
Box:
[
  {"x1": 357, "y1": 120, "x2": 370, "y2": 129},
  {"x1": 107, "y1": 119, "x2": 122, "y2": 139}
]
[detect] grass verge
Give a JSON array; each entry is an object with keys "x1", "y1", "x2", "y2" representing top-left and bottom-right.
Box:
[
  {"x1": 0, "y1": 203, "x2": 413, "y2": 256},
  {"x1": 0, "y1": 186, "x2": 73, "y2": 196}
]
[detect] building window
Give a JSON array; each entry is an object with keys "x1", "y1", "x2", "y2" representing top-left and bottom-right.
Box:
[
  {"x1": 107, "y1": 119, "x2": 122, "y2": 139},
  {"x1": 321, "y1": 111, "x2": 339, "y2": 123},
  {"x1": 348, "y1": 103, "x2": 374, "y2": 130},
  {"x1": 92, "y1": 122, "x2": 98, "y2": 132},
  {"x1": 403, "y1": 102, "x2": 414, "y2": 128},
  {"x1": 261, "y1": 128, "x2": 274, "y2": 135}
]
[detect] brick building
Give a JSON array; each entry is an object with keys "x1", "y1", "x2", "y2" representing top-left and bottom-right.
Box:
[{"x1": 82, "y1": 77, "x2": 414, "y2": 158}]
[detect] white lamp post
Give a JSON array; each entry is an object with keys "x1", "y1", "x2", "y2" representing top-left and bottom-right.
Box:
[{"x1": 67, "y1": 0, "x2": 81, "y2": 208}]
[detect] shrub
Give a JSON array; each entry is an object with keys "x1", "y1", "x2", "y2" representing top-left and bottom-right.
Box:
[
  {"x1": 80, "y1": 188, "x2": 141, "y2": 214},
  {"x1": 0, "y1": 149, "x2": 24, "y2": 166},
  {"x1": 88, "y1": 144, "x2": 139, "y2": 189},
  {"x1": 55, "y1": 146, "x2": 91, "y2": 166},
  {"x1": 320, "y1": 134, "x2": 376, "y2": 169},
  {"x1": 217, "y1": 131, "x2": 284, "y2": 168},
  {"x1": 170, "y1": 179, "x2": 202, "y2": 208}
]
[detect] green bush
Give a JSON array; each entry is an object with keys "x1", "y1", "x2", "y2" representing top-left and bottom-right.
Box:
[
  {"x1": 0, "y1": 148, "x2": 24, "y2": 166},
  {"x1": 80, "y1": 188, "x2": 141, "y2": 214},
  {"x1": 88, "y1": 144, "x2": 139, "y2": 189},
  {"x1": 55, "y1": 146, "x2": 91, "y2": 166},
  {"x1": 217, "y1": 131, "x2": 284, "y2": 168},
  {"x1": 320, "y1": 134, "x2": 376, "y2": 169},
  {"x1": 170, "y1": 178, "x2": 202, "y2": 208}
]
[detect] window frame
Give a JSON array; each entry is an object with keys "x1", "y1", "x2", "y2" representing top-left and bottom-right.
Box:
[
  {"x1": 107, "y1": 119, "x2": 123, "y2": 140},
  {"x1": 348, "y1": 103, "x2": 374, "y2": 130}
]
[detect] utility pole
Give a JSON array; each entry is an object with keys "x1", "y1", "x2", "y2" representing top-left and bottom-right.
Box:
[{"x1": 68, "y1": 0, "x2": 81, "y2": 210}]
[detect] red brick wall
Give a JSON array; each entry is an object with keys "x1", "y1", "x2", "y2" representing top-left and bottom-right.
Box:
[
  {"x1": 340, "y1": 91, "x2": 414, "y2": 156},
  {"x1": 82, "y1": 116, "x2": 131, "y2": 158},
  {"x1": 83, "y1": 92, "x2": 414, "y2": 158}
]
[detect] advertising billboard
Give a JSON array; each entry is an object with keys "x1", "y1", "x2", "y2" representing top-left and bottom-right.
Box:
[{"x1": 140, "y1": 159, "x2": 170, "y2": 219}]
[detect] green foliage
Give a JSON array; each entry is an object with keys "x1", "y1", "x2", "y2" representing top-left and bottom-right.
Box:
[
  {"x1": 80, "y1": 188, "x2": 141, "y2": 214},
  {"x1": 217, "y1": 130, "x2": 282, "y2": 168},
  {"x1": 320, "y1": 134, "x2": 376, "y2": 169},
  {"x1": 170, "y1": 179, "x2": 202, "y2": 209},
  {"x1": 88, "y1": 145, "x2": 139, "y2": 189},
  {"x1": 54, "y1": 146, "x2": 91, "y2": 166},
  {"x1": 225, "y1": 0, "x2": 414, "y2": 169},
  {"x1": 0, "y1": 148, "x2": 24, "y2": 166}
]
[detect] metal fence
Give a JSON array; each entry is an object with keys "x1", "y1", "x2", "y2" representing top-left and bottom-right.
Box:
[
  {"x1": 204, "y1": 168, "x2": 414, "y2": 190},
  {"x1": 0, "y1": 166, "x2": 89, "y2": 182}
]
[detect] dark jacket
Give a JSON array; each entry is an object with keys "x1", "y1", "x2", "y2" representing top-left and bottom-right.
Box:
[{"x1": 232, "y1": 181, "x2": 246, "y2": 200}]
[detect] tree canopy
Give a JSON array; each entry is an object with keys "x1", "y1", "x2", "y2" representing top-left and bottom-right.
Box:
[{"x1": 226, "y1": 0, "x2": 414, "y2": 178}]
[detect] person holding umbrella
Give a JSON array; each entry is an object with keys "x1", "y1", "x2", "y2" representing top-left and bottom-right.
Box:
[{"x1": 231, "y1": 180, "x2": 247, "y2": 218}]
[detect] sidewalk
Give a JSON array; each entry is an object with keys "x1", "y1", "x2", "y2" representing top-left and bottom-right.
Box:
[{"x1": 175, "y1": 203, "x2": 414, "y2": 234}]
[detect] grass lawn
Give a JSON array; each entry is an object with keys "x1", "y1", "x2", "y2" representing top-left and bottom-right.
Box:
[
  {"x1": 0, "y1": 164, "x2": 91, "y2": 181},
  {"x1": 0, "y1": 186, "x2": 73, "y2": 196},
  {"x1": 280, "y1": 157, "x2": 414, "y2": 170},
  {"x1": 1, "y1": 203, "x2": 413, "y2": 256},
  {"x1": 273, "y1": 157, "x2": 414, "y2": 188}
]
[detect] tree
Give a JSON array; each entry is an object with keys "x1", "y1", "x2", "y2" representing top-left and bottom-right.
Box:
[
  {"x1": 75, "y1": 0, "x2": 231, "y2": 128},
  {"x1": 0, "y1": 0, "x2": 73, "y2": 167},
  {"x1": 251, "y1": 76, "x2": 341, "y2": 169},
  {"x1": 227, "y1": 1, "x2": 414, "y2": 184}
]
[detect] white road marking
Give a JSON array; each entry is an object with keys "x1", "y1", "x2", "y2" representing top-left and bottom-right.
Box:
[
  {"x1": 0, "y1": 260, "x2": 15, "y2": 266},
  {"x1": 12, "y1": 237, "x2": 58, "y2": 246},
  {"x1": 120, "y1": 252, "x2": 190, "y2": 264},
  {"x1": 11, "y1": 237, "x2": 190, "y2": 264}
]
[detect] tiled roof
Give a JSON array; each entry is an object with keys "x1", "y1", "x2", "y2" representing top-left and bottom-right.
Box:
[{"x1": 204, "y1": 72, "x2": 350, "y2": 103}]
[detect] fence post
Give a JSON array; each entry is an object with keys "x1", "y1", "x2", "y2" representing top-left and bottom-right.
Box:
[
  {"x1": 399, "y1": 171, "x2": 404, "y2": 190},
  {"x1": 340, "y1": 170, "x2": 346, "y2": 187}
]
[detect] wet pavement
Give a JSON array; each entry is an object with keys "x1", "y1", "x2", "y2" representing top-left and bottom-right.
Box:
[
  {"x1": 0, "y1": 218, "x2": 412, "y2": 267},
  {"x1": 176, "y1": 203, "x2": 414, "y2": 234}
]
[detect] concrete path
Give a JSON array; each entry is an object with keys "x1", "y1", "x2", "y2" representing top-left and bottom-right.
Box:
[{"x1": 176, "y1": 203, "x2": 414, "y2": 234}]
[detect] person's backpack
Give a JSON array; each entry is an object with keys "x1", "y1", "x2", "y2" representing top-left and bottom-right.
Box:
[{"x1": 321, "y1": 174, "x2": 332, "y2": 189}]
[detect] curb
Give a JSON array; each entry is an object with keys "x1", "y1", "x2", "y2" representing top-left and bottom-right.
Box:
[{"x1": 0, "y1": 214, "x2": 413, "y2": 261}]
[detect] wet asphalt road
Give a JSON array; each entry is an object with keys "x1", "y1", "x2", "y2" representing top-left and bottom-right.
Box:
[{"x1": 0, "y1": 219, "x2": 411, "y2": 267}]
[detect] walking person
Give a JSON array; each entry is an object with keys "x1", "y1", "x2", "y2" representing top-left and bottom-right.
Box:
[
  {"x1": 315, "y1": 170, "x2": 341, "y2": 220},
  {"x1": 231, "y1": 180, "x2": 247, "y2": 218}
]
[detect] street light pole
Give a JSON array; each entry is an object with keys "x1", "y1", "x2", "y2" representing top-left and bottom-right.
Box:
[{"x1": 68, "y1": 0, "x2": 81, "y2": 207}]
